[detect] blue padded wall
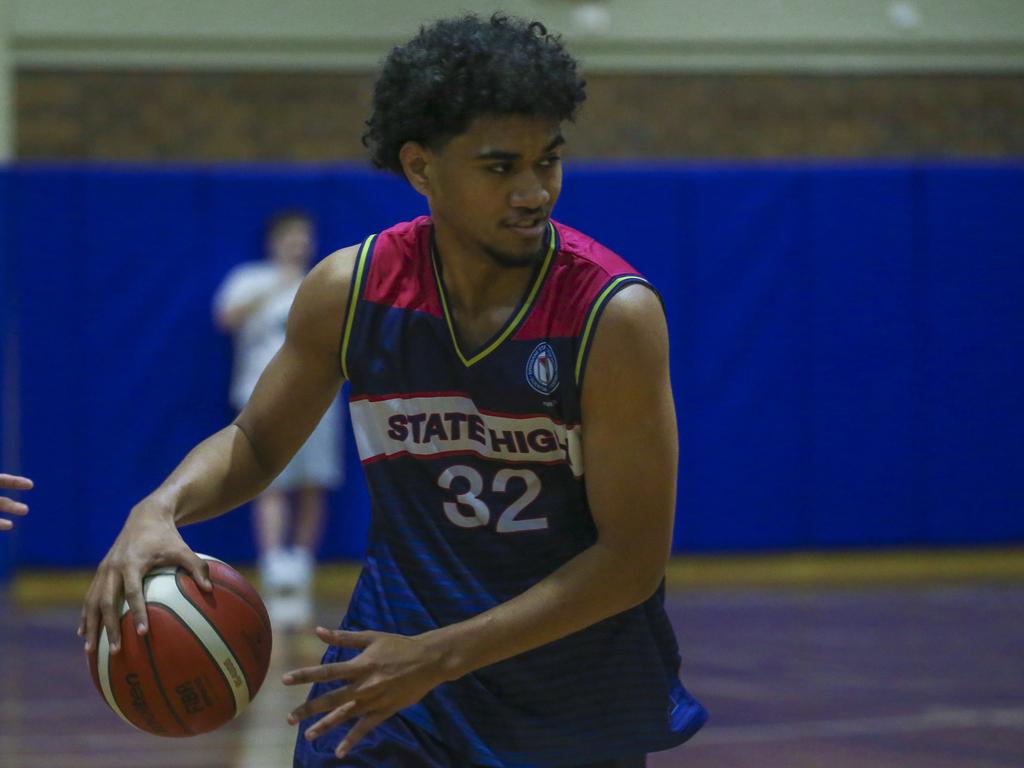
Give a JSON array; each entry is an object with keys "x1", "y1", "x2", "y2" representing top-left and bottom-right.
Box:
[
  {"x1": 5, "y1": 163, "x2": 1023, "y2": 566},
  {"x1": 0, "y1": 169, "x2": 11, "y2": 581}
]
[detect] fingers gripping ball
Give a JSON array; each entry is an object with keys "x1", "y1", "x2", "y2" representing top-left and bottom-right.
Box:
[{"x1": 88, "y1": 554, "x2": 272, "y2": 736}]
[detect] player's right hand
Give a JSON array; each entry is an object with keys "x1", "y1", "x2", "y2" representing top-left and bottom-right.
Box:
[{"x1": 78, "y1": 502, "x2": 213, "y2": 655}]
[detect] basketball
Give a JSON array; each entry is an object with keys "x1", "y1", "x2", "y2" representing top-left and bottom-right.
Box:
[{"x1": 87, "y1": 554, "x2": 273, "y2": 737}]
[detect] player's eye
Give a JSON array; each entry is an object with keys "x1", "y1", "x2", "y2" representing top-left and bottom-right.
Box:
[
  {"x1": 487, "y1": 163, "x2": 511, "y2": 175},
  {"x1": 539, "y1": 155, "x2": 562, "y2": 168}
]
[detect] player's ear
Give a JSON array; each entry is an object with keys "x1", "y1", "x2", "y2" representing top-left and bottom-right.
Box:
[{"x1": 399, "y1": 141, "x2": 432, "y2": 196}]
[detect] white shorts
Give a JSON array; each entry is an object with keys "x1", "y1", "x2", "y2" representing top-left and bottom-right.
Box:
[{"x1": 268, "y1": 399, "x2": 344, "y2": 492}]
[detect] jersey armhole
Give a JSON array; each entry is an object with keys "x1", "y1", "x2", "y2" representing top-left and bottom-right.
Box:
[
  {"x1": 574, "y1": 275, "x2": 664, "y2": 390},
  {"x1": 339, "y1": 233, "x2": 377, "y2": 381}
]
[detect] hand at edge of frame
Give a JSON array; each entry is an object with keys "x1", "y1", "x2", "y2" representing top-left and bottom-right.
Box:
[{"x1": 0, "y1": 474, "x2": 33, "y2": 531}]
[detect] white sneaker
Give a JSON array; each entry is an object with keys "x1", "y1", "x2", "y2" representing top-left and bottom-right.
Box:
[
  {"x1": 262, "y1": 548, "x2": 316, "y2": 631},
  {"x1": 291, "y1": 547, "x2": 315, "y2": 629},
  {"x1": 260, "y1": 549, "x2": 293, "y2": 591},
  {"x1": 289, "y1": 547, "x2": 314, "y2": 589},
  {"x1": 266, "y1": 593, "x2": 312, "y2": 632}
]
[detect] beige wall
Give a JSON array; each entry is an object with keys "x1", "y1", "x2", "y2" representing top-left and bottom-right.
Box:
[
  {"x1": 17, "y1": 69, "x2": 1024, "y2": 161},
  {"x1": 12, "y1": 1, "x2": 1024, "y2": 162},
  {"x1": 11, "y1": 0, "x2": 1024, "y2": 72},
  {"x1": 0, "y1": 0, "x2": 13, "y2": 158}
]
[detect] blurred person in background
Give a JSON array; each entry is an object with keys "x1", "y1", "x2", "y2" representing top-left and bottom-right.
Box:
[
  {"x1": 213, "y1": 211, "x2": 343, "y2": 629},
  {"x1": 0, "y1": 473, "x2": 32, "y2": 531}
]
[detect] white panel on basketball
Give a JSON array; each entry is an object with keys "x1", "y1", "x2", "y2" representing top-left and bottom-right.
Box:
[
  {"x1": 97, "y1": 574, "x2": 162, "y2": 730},
  {"x1": 97, "y1": 630, "x2": 136, "y2": 729},
  {"x1": 113, "y1": 556, "x2": 224, "y2": 617},
  {"x1": 144, "y1": 569, "x2": 251, "y2": 715}
]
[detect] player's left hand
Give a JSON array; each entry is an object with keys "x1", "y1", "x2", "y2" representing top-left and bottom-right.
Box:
[{"x1": 282, "y1": 626, "x2": 450, "y2": 758}]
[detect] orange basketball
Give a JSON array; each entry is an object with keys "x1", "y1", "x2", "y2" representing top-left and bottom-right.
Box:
[{"x1": 88, "y1": 554, "x2": 273, "y2": 737}]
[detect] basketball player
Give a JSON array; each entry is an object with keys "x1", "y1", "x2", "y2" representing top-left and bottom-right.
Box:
[
  {"x1": 0, "y1": 473, "x2": 32, "y2": 531},
  {"x1": 79, "y1": 14, "x2": 707, "y2": 767}
]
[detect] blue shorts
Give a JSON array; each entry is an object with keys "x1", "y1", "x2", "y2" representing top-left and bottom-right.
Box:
[{"x1": 292, "y1": 709, "x2": 646, "y2": 768}]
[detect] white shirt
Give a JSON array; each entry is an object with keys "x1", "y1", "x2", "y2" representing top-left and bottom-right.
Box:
[{"x1": 213, "y1": 262, "x2": 302, "y2": 410}]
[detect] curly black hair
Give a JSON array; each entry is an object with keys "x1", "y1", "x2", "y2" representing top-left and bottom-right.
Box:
[{"x1": 363, "y1": 13, "x2": 586, "y2": 175}]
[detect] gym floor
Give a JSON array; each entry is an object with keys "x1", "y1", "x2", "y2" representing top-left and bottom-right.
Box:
[{"x1": 2, "y1": 549, "x2": 1022, "y2": 768}]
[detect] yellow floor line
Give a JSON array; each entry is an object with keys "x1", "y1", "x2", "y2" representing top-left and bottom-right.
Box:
[
  {"x1": 8, "y1": 546, "x2": 1024, "y2": 605},
  {"x1": 664, "y1": 546, "x2": 1024, "y2": 588}
]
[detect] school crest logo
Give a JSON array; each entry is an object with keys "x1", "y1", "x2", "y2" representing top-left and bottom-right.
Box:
[{"x1": 526, "y1": 342, "x2": 559, "y2": 395}]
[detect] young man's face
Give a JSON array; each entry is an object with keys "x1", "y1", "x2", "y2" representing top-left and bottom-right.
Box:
[{"x1": 424, "y1": 114, "x2": 564, "y2": 267}]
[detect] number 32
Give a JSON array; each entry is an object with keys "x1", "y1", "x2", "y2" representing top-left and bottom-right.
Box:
[{"x1": 437, "y1": 465, "x2": 545, "y2": 533}]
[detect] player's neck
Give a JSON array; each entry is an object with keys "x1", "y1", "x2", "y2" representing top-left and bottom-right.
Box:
[{"x1": 431, "y1": 225, "x2": 536, "y2": 317}]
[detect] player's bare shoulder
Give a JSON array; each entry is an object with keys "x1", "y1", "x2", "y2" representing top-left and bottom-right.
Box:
[
  {"x1": 305, "y1": 243, "x2": 361, "y2": 305},
  {"x1": 588, "y1": 284, "x2": 668, "y2": 377},
  {"x1": 580, "y1": 283, "x2": 670, "y2": 414},
  {"x1": 285, "y1": 244, "x2": 362, "y2": 367}
]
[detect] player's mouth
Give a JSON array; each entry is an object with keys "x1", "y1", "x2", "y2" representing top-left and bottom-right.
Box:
[{"x1": 506, "y1": 216, "x2": 548, "y2": 238}]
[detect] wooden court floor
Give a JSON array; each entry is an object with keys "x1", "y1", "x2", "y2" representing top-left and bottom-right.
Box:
[{"x1": 2, "y1": 549, "x2": 1023, "y2": 768}]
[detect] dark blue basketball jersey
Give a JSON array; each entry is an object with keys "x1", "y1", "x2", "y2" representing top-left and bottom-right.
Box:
[{"x1": 303, "y1": 217, "x2": 706, "y2": 767}]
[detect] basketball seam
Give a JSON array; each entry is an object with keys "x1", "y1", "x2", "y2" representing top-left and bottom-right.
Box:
[
  {"x1": 141, "y1": 621, "x2": 194, "y2": 736},
  {"x1": 174, "y1": 571, "x2": 252, "y2": 703},
  {"x1": 149, "y1": 600, "x2": 239, "y2": 720},
  {"x1": 207, "y1": 577, "x2": 272, "y2": 696},
  {"x1": 211, "y1": 577, "x2": 273, "y2": 637}
]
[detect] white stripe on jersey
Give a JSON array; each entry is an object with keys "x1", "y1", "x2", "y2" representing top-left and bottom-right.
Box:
[{"x1": 350, "y1": 394, "x2": 584, "y2": 477}]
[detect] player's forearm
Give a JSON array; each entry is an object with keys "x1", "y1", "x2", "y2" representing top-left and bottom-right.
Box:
[
  {"x1": 141, "y1": 423, "x2": 275, "y2": 527},
  {"x1": 424, "y1": 540, "x2": 664, "y2": 681}
]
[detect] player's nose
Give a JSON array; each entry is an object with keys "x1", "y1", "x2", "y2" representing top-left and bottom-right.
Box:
[{"x1": 509, "y1": 173, "x2": 551, "y2": 210}]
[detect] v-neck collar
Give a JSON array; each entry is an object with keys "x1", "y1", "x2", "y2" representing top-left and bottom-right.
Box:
[{"x1": 430, "y1": 222, "x2": 558, "y2": 368}]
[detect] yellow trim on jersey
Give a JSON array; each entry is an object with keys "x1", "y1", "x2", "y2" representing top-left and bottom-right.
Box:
[
  {"x1": 574, "y1": 275, "x2": 648, "y2": 385},
  {"x1": 433, "y1": 222, "x2": 557, "y2": 368},
  {"x1": 340, "y1": 234, "x2": 376, "y2": 381}
]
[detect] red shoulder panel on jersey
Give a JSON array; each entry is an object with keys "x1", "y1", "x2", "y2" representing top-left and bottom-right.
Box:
[
  {"x1": 516, "y1": 220, "x2": 643, "y2": 340},
  {"x1": 361, "y1": 216, "x2": 443, "y2": 316}
]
